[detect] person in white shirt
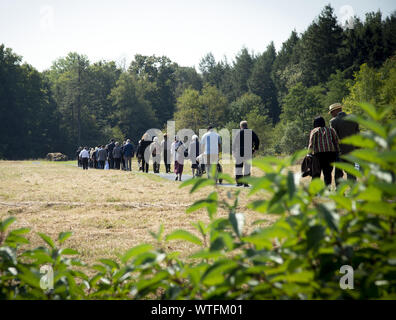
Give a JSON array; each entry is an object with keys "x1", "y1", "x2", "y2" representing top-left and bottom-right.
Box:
[
  {"x1": 171, "y1": 136, "x2": 186, "y2": 181},
  {"x1": 79, "y1": 147, "x2": 90, "y2": 170},
  {"x1": 200, "y1": 125, "x2": 222, "y2": 178}
]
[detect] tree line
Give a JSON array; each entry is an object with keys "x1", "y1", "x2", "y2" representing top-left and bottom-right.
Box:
[{"x1": 0, "y1": 5, "x2": 395, "y2": 160}]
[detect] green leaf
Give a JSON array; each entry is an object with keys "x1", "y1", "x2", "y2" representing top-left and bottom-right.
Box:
[
  {"x1": 99, "y1": 258, "x2": 120, "y2": 270},
  {"x1": 8, "y1": 228, "x2": 30, "y2": 236},
  {"x1": 340, "y1": 135, "x2": 376, "y2": 149},
  {"x1": 121, "y1": 244, "x2": 154, "y2": 264},
  {"x1": 210, "y1": 232, "x2": 233, "y2": 251},
  {"x1": 58, "y1": 232, "x2": 72, "y2": 244},
  {"x1": 360, "y1": 202, "x2": 396, "y2": 217},
  {"x1": 349, "y1": 149, "x2": 386, "y2": 166},
  {"x1": 330, "y1": 194, "x2": 352, "y2": 211},
  {"x1": 317, "y1": 204, "x2": 339, "y2": 231},
  {"x1": 347, "y1": 115, "x2": 387, "y2": 138},
  {"x1": 1, "y1": 217, "x2": 16, "y2": 232},
  {"x1": 308, "y1": 178, "x2": 325, "y2": 195},
  {"x1": 180, "y1": 177, "x2": 215, "y2": 193},
  {"x1": 306, "y1": 225, "x2": 326, "y2": 250},
  {"x1": 60, "y1": 248, "x2": 78, "y2": 255},
  {"x1": 166, "y1": 230, "x2": 202, "y2": 246},
  {"x1": 287, "y1": 171, "x2": 296, "y2": 199},
  {"x1": 37, "y1": 232, "x2": 55, "y2": 249},
  {"x1": 186, "y1": 192, "x2": 218, "y2": 219},
  {"x1": 229, "y1": 212, "x2": 245, "y2": 238},
  {"x1": 192, "y1": 221, "x2": 208, "y2": 237},
  {"x1": 333, "y1": 162, "x2": 363, "y2": 178},
  {"x1": 358, "y1": 102, "x2": 379, "y2": 120},
  {"x1": 357, "y1": 186, "x2": 382, "y2": 202}
]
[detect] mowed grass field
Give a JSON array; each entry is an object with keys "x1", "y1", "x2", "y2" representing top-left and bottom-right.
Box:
[{"x1": 0, "y1": 159, "x2": 303, "y2": 268}]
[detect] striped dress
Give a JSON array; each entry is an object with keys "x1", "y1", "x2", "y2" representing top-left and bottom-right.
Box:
[{"x1": 308, "y1": 127, "x2": 340, "y2": 154}]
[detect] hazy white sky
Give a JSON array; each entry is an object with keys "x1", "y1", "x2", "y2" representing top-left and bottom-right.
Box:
[{"x1": 0, "y1": 0, "x2": 395, "y2": 71}]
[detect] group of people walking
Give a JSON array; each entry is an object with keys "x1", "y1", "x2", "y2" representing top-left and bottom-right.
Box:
[
  {"x1": 76, "y1": 103, "x2": 358, "y2": 189},
  {"x1": 76, "y1": 120, "x2": 261, "y2": 187},
  {"x1": 77, "y1": 139, "x2": 135, "y2": 171}
]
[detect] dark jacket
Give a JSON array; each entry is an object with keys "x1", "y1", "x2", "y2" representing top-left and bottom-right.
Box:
[
  {"x1": 106, "y1": 142, "x2": 115, "y2": 159},
  {"x1": 138, "y1": 140, "x2": 152, "y2": 158},
  {"x1": 330, "y1": 112, "x2": 359, "y2": 155},
  {"x1": 123, "y1": 142, "x2": 135, "y2": 157},
  {"x1": 98, "y1": 149, "x2": 107, "y2": 161},
  {"x1": 232, "y1": 129, "x2": 260, "y2": 159},
  {"x1": 112, "y1": 146, "x2": 122, "y2": 159}
]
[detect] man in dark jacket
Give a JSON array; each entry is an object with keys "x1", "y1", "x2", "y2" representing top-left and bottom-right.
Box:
[
  {"x1": 329, "y1": 103, "x2": 360, "y2": 185},
  {"x1": 106, "y1": 139, "x2": 115, "y2": 169},
  {"x1": 97, "y1": 145, "x2": 107, "y2": 169},
  {"x1": 232, "y1": 121, "x2": 260, "y2": 187},
  {"x1": 123, "y1": 139, "x2": 135, "y2": 171},
  {"x1": 112, "y1": 142, "x2": 122, "y2": 170},
  {"x1": 138, "y1": 134, "x2": 152, "y2": 173}
]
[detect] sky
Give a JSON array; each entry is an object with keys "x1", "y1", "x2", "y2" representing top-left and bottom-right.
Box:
[{"x1": 0, "y1": 0, "x2": 395, "y2": 71}]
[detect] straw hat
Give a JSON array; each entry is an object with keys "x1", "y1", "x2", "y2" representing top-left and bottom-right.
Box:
[{"x1": 329, "y1": 103, "x2": 343, "y2": 114}]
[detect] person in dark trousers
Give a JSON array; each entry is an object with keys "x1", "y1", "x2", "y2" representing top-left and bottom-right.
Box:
[
  {"x1": 188, "y1": 135, "x2": 200, "y2": 177},
  {"x1": 121, "y1": 141, "x2": 126, "y2": 170},
  {"x1": 137, "y1": 140, "x2": 143, "y2": 171},
  {"x1": 308, "y1": 116, "x2": 340, "y2": 187},
  {"x1": 106, "y1": 139, "x2": 115, "y2": 169},
  {"x1": 79, "y1": 147, "x2": 90, "y2": 170},
  {"x1": 161, "y1": 134, "x2": 171, "y2": 173},
  {"x1": 150, "y1": 137, "x2": 161, "y2": 173},
  {"x1": 329, "y1": 103, "x2": 360, "y2": 185},
  {"x1": 232, "y1": 121, "x2": 260, "y2": 187},
  {"x1": 123, "y1": 139, "x2": 135, "y2": 171},
  {"x1": 112, "y1": 142, "x2": 122, "y2": 170},
  {"x1": 76, "y1": 146, "x2": 83, "y2": 167},
  {"x1": 98, "y1": 145, "x2": 107, "y2": 169},
  {"x1": 138, "y1": 133, "x2": 152, "y2": 173}
]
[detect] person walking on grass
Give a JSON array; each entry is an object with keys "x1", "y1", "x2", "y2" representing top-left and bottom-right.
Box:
[
  {"x1": 329, "y1": 103, "x2": 360, "y2": 186},
  {"x1": 106, "y1": 139, "x2": 115, "y2": 169},
  {"x1": 79, "y1": 147, "x2": 90, "y2": 170},
  {"x1": 308, "y1": 116, "x2": 340, "y2": 187},
  {"x1": 171, "y1": 136, "x2": 186, "y2": 181},
  {"x1": 98, "y1": 145, "x2": 107, "y2": 169},
  {"x1": 188, "y1": 135, "x2": 200, "y2": 177},
  {"x1": 200, "y1": 125, "x2": 222, "y2": 179},
  {"x1": 123, "y1": 139, "x2": 135, "y2": 171},
  {"x1": 232, "y1": 120, "x2": 260, "y2": 187},
  {"x1": 161, "y1": 133, "x2": 171, "y2": 173},
  {"x1": 138, "y1": 133, "x2": 152, "y2": 173},
  {"x1": 112, "y1": 142, "x2": 122, "y2": 170},
  {"x1": 150, "y1": 136, "x2": 161, "y2": 173}
]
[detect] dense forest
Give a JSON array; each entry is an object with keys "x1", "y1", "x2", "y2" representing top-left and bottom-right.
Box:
[{"x1": 1, "y1": 5, "x2": 395, "y2": 160}]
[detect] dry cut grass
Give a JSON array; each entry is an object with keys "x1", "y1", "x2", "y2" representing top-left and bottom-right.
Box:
[{"x1": 0, "y1": 160, "x2": 302, "y2": 267}]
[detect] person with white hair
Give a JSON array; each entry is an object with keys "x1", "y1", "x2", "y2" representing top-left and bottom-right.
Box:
[
  {"x1": 150, "y1": 136, "x2": 161, "y2": 173},
  {"x1": 171, "y1": 136, "x2": 186, "y2": 181},
  {"x1": 138, "y1": 133, "x2": 152, "y2": 173},
  {"x1": 188, "y1": 134, "x2": 200, "y2": 177},
  {"x1": 123, "y1": 138, "x2": 135, "y2": 171},
  {"x1": 200, "y1": 125, "x2": 222, "y2": 179},
  {"x1": 112, "y1": 141, "x2": 122, "y2": 170}
]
